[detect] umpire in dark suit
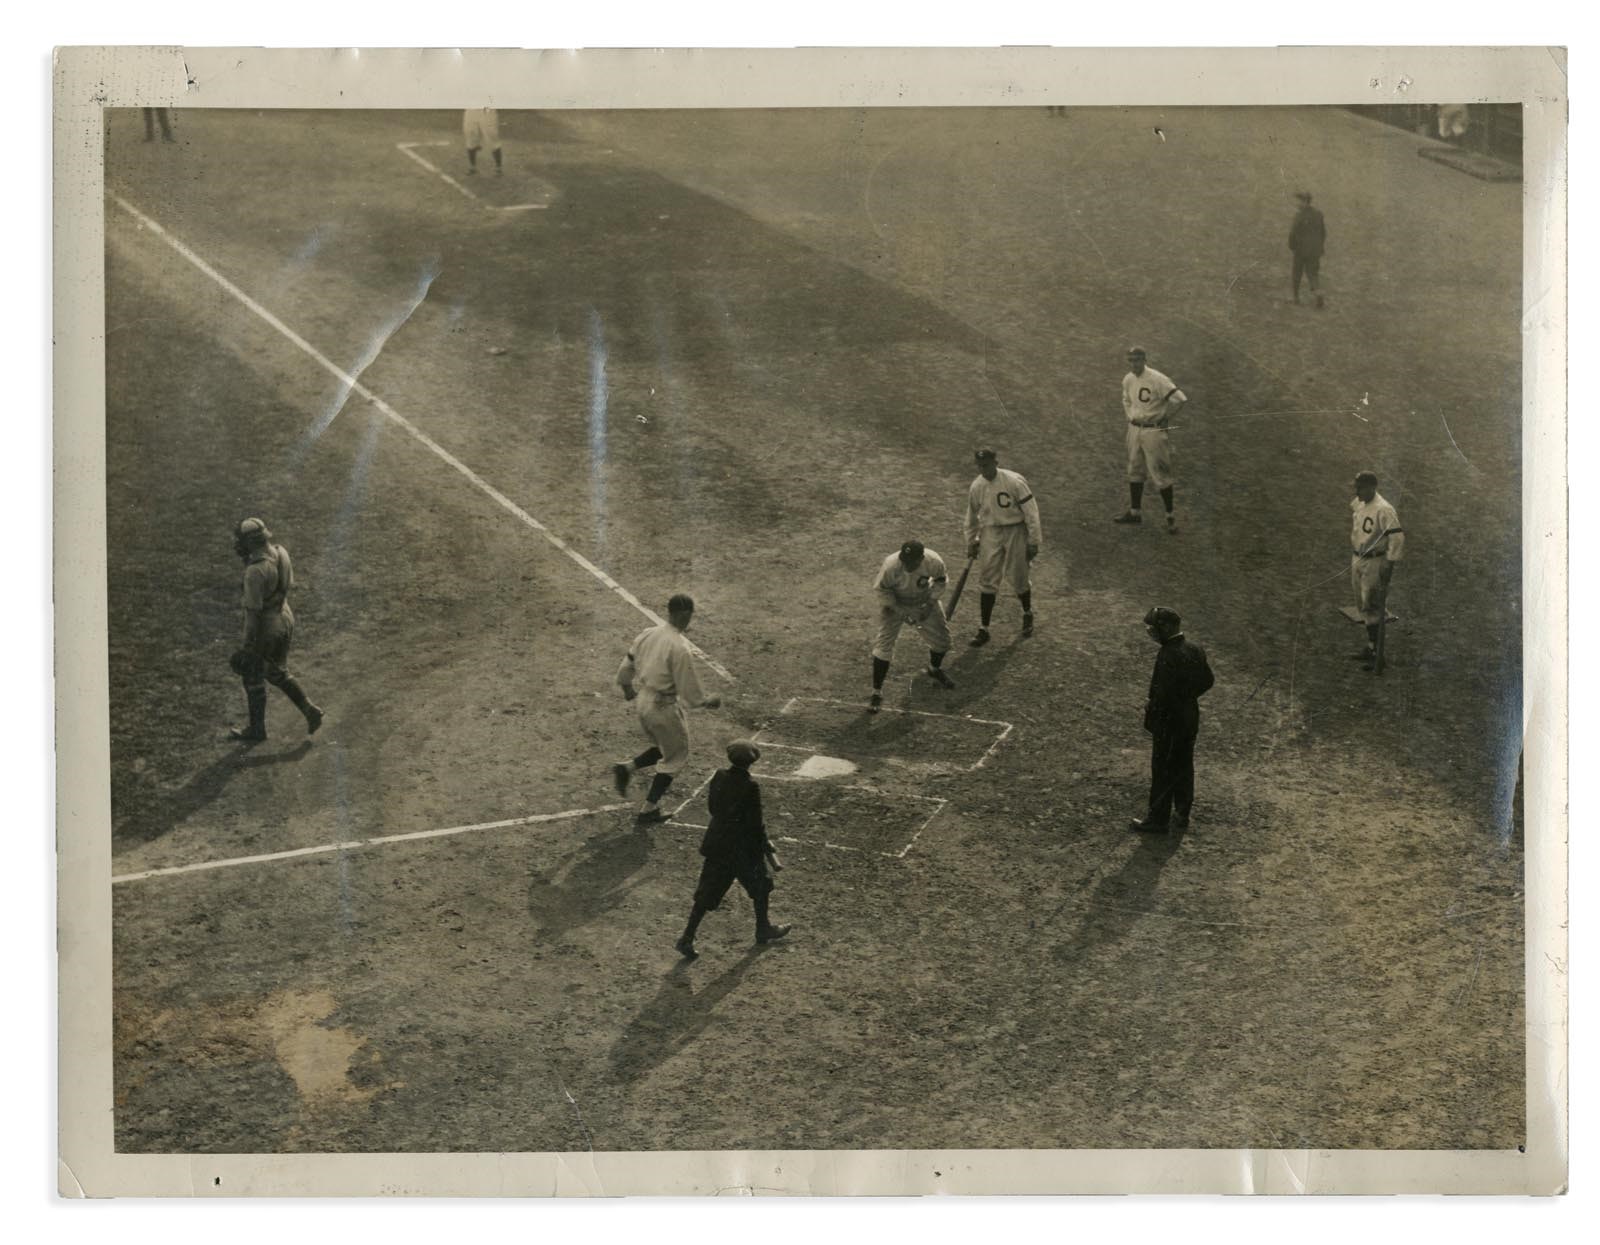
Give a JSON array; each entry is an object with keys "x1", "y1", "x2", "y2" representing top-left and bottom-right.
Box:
[
  {"x1": 675, "y1": 741, "x2": 791, "y2": 959},
  {"x1": 1130, "y1": 607, "x2": 1215, "y2": 834}
]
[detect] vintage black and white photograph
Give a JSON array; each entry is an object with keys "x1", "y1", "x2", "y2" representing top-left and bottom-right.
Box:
[{"x1": 54, "y1": 46, "x2": 1567, "y2": 1197}]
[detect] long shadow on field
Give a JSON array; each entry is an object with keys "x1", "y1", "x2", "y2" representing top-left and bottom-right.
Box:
[
  {"x1": 607, "y1": 949, "x2": 763, "y2": 1086},
  {"x1": 527, "y1": 826, "x2": 656, "y2": 940},
  {"x1": 1050, "y1": 825, "x2": 1189, "y2": 964},
  {"x1": 114, "y1": 741, "x2": 314, "y2": 845}
]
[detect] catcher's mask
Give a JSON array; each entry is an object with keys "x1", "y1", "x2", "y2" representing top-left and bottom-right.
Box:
[{"x1": 234, "y1": 517, "x2": 272, "y2": 557}]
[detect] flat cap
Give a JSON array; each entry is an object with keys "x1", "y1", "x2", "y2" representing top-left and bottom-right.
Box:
[
  {"x1": 726, "y1": 740, "x2": 762, "y2": 767},
  {"x1": 1143, "y1": 606, "x2": 1182, "y2": 629}
]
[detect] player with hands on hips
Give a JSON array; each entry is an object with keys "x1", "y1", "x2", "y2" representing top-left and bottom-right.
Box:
[
  {"x1": 868, "y1": 540, "x2": 955, "y2": 713},
  {"x1": 612, "y1": 594, "x2": 722, "y2": 824},
  {"x1": 1349, "y1": 471, "x2": 1405, "y2": 669},
  {"x1": 963, "y1": 448, "x2": 1043, "y2": 646},
  {"x1": 1114, "y1": 346, "x2": 1188, "y2": 534}
]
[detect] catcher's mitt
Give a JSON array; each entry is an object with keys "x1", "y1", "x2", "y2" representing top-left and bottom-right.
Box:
[{"x1": 229, "y1": 648, "x2": 263, "y2": 679}]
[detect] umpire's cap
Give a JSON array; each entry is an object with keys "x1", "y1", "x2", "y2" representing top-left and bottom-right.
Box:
[
  {"x1": 235, "y1": 517, "x2": 272, "y2": 545},
  {"x1": 726, "y1": 740, "x2": 761, "y2": 768},
  {"x1": 899, "y1": 540, "x2": 925, "y2": 564},
  {"x1": 1354, "y1": 470, "x2": 1379, "y2": 488},
  {"x1": 1143, "y1": 606, "x2": 1182, "y2": 630}
]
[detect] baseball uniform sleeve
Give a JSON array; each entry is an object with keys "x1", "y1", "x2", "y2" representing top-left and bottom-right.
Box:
[
  {"x1": 1380, "y1": 503, "x2": 1405, "y2": 561},
  {"x1": 963, "y1": 479, "x2": 982, "y2": 546},
  {"x1": 1010, "y1": 472, "x2": 1043, "y2": 546},
  {"x1": 873, "y1": 556, "x2": 899, "y2": 608},
  {"x1": 671, "y1": 642, "x2": 707, "y2": 706},
  {"x1": 616, "y1": 650, "x2": 637, "y2": 692},
  {"x1": 1121, "y1": 374, "x2": 1135, "y2": 419},
  {"x1": 925, "y1": 552, "x2": 948, "y2": 601}
]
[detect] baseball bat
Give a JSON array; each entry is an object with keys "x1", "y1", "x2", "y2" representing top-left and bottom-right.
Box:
[{"x1": 944, "y1": 556, "x2": 976, "y2": 618}]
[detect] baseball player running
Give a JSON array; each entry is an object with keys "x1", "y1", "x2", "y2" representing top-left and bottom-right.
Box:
[
  {"x1": 1114, "y1": 346, "x2": 1188, "y2": 534},
  {"x1": 1349, "y1": 471, "x2": 1405, "y2": 668},
  {"x1": 463, "y1": 108, "x2": 502, "y2": 176},
  {"x1": 612, "y1": 594, "x2": 722, "y2": 824},
  {"x1": 869, "y1": 540, "x2": 955, "y2": 713},
  {"x1": 963, "y1": 447, "x2": 1043, "y2": 645}
]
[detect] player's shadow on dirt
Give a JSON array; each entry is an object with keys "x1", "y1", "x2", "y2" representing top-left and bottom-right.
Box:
[
  {"x1": 526, "y1": 827, "x2": 656, "y2": 940},
  {"x1": 1050, "y1": 824, "x2": 1189, "y2": 963},
  {"x1": 607, "y1": 948, "x2": 764, "y2": 1085},
  {"x1": 113, "y1": 741, "x2": 314, "y2": 846}
]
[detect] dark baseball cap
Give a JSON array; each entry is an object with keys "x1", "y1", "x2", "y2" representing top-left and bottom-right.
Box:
[
  {"x1": 899, "y1": 540, "x2": 925, "y2": 562},
  {"x1": 974, "y1": 448, "x2": 998, "y2": 462},
  {"x1": 1143, "y1": 606, "x2": 1181, "y2": 629},
  {"x1": 1355, "y1": 470, "x2": 1379, "y2": 487}
]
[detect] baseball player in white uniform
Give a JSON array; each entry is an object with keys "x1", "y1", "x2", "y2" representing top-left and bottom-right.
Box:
[
  {"x1": 463, "y1": 108, "x2": 502, "y2": 176},
  {"x1": 1349, "y1": 471, "x2": 1405, "y2": 667},
  {"x1": 869, "y1": 540, "x2": 955, "y2": 712},
  {"x1": 1115, "y1": 346, "x2": 1188, "y2": 534},
  {"x1": 612, "y1": 594, "x2": 722, "y2": 823},
  {"x1": 963, "y1": 448, "x2": 1043, "y2": 646}
]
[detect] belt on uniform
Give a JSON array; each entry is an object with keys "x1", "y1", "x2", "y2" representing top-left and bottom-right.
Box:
[
  {"x1": 1128, "y1": 419, "x2": 1165, "y2": 429},
  {"x1": 1354, "y1": 549, "x2": 1389, "y2": 560}
]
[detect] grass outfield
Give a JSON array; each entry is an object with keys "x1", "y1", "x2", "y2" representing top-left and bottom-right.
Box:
[{"x1": 104, "y1": 106, "x2": 1522, "y2": 1152}]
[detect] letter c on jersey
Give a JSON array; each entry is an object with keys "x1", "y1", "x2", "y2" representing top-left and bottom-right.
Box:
[
  {"x1": 1139, "y1": 386, "x2": 1154, "y2": 403},
  {"x1": 997, "y1": 491, "x2": 1013, "y2": 509}
]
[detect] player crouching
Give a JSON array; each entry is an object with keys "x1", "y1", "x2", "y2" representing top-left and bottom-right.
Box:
[{"x1": 868, "y1": 540, "x2": 955, "y2": 713}]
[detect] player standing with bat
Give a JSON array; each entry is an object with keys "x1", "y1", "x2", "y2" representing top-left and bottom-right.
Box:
[
  {"x1": 963, "y1": 448, "x2": 1043, "y2": 646},
  {"x1": 1349, "y1": 470, "x2": 1405, "y2": 672}
]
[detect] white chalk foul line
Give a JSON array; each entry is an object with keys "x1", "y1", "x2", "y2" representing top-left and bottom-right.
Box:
[
  {"x1": 111, "y1": 803, "x2": 634, "y2": 885},
  {"x1": 108, "y1": 193, "x2": 733, "y2": 684},
  {"x1": 397, "y1": 142, "x2": 553, "y2": 212}
]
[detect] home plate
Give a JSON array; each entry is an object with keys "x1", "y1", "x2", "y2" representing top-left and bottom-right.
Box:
[{"x1": 794, "y1": 755, "x2": 858, "y2": 779}]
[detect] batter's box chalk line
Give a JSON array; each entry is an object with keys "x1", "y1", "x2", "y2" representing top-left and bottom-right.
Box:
[
  {"x1": 776, "y1": 696, "x2": 1015, "y2": 772},
  {"x1": 663, "y1": 722, "x2": 955, "y2": 860}
]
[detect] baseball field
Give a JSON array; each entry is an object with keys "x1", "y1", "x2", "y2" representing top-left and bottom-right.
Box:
[{"x1": 103, "y1": 105, "x2": 1525, "y2": 1155}]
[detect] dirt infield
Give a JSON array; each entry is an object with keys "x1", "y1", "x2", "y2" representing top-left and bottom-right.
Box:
[{"x1": 104, "y1": 106, "x2": 1523, "y2": 1153}]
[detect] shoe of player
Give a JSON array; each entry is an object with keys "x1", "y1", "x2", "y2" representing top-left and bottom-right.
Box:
[
  {"x1": 674, "y1": 936, "x2": 699, "y2": 960},
  {"x1": 1166, "y1": 516, "x2": 1178, "y2": 535},
  {"x1": 1113, "y1": 511, "x2": 1142, "y2": 525},
  {"x1": 636, "y1": 808, "x2": 670, "y2": 825},
  {"x1": 1129, "y1": 817, "x2": 1170, "y2": 834},
  {"x1": 1314, "y1": 294, "x2": 1326, "y2": 309},
  {"x1": 228, "y1": 726, "x2": 266, "y2": 743},
  {"x1": 926, "y1": 666, "x2": 955, "y2": 689},
  {"x1": 304, "y1": 704, "x2": 324, "y2": 735},
  {"x1": 868, "y1": 692, "x2": 882, "y2": 714},
  {"x1": 756, "y1": 924, "x2": 792, "y2": 945},
  {"x1": 612, "y1": 763, "x2": 631, "y2": 797},
  {"x1": 1172, "y1": 814, "x2": 1190, "y2": 831},
  {"x1": 1021, "y1": 612, "x2": 1034, "y2": 638},
  {"x1": 969, "y1": 628, "x2": 991, "y2": 647}
]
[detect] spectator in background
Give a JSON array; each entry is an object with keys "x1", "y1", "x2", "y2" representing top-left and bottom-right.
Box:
[{"x1": 1289, "y1": 191, "x2": 1327, "y2": 309}]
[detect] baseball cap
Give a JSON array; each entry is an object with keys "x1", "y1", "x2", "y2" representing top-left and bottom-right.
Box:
[
  {"x1": 726, "y1": 740, "x2": 761, "y2": 767},
  {"x1": 899, "y1": 540, "x2": 925, "y2": 563},
  {"x1": 1295, "y1": 190, "x2": 1313, "y2": 202},
  {"x1": 1126, "y1": 345, "x2": 1147, "y2": 358},
  {"x1": 235, "y1": 517, "x2": 272, "y2": 543},
  {"x1": 1143, "y1": 606, "x2": 1181, "y2": 629},
  {"x1": 1354, "y1": 470, "x2": 1379, "y2": 487},
  {"x1": 974, "y1": 448, "x2": 998, "y2": 462}
]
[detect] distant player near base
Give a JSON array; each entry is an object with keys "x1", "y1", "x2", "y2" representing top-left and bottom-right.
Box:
[
  {"x1": 612, "y1": 594, "x2": 722, "y2": 824},
  {"x1": 963, "y1": 448, "x2": 1042, "y2": 646},
  {"x1": 463, "y1": 108, "x2": 502, "y2": 176},
  {"x1": 1289, "y1": 190, "x2": 1328, "y2": 308},
  {"x1": 1114, "y1": 346, "x2": 1188, "y2": 534},
  {"x1": 226, "y1": 518, "x2": 324, "y2": 743},
  {"x1": 869, "y1": 540, "x2": 955, "y2": 713},
  {"x1": 674, "y1": 740, "x2": 791, "y2": 960},
  {"x1": 1349, "y1": 471, "x2": 1405, "y2": 669}
]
